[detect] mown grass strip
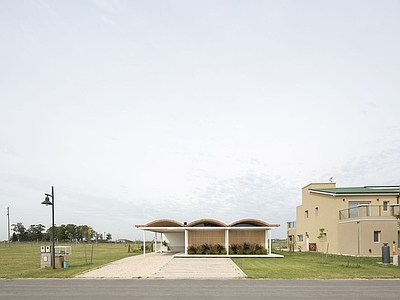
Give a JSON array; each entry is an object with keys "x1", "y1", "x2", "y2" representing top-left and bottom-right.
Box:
[
  {"x1": 232, "y1": 251, "x2": 400, "y2": 279},
  {"x1": 0, "y1": 242, "x2": 140, "y2": 278}
]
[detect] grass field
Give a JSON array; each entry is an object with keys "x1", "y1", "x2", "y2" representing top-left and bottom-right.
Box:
[
  {"x1": 0, "y1": 242, "x2": 141, "y2": 278},
  {"x1": 233, "y1": 250, "x2": 400, "y2": 279},
  {"x1": 1, "y1": 243, "x2": 400, "y2": 279}
]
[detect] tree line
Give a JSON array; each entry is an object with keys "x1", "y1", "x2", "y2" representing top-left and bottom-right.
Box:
[{"x1": 10, "y1": 222, "x2": 112, "y2": 242}]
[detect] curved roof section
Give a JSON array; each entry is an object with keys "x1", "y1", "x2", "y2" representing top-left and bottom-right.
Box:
[
  {"x1": 229, "y1": 218, "x2": 280, "y2": 227},
  {"x1": 136, "y1": 218, "x2": 280, "y2": 228},
  {"x1": 143, "y1": 219, "x2": 183, "y2": 227},
  {"x1": 188, "y1": 218, "x2": 227, "y2": 227}
]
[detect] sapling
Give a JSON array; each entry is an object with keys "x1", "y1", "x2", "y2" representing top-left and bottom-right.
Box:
[{"x1": 317, "y1": 228, "x2": 326, "y2": 263}]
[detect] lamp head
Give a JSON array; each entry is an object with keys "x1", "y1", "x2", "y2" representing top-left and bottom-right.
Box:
[{"x1": 41, "y1": 195, "x2": 53, "y2": 206}]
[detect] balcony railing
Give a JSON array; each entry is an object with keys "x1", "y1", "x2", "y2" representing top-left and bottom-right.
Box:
[{"x1": 339, "y1": 204, "x2": 400, "y2": 220}]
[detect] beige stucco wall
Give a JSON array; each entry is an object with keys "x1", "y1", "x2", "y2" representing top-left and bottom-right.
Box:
[
  {"x1": 338, "y1": 221, "x2": 359, "y2": 255},
  {"x1": 359, "y1": 219, "x2": 398, "y2": 256},
  {"x1": 339, "y1": 219, "x2": 400, "y2": 256},
  {"x1": 296, "y1": 182, "x2": 339, "y2": 252}
]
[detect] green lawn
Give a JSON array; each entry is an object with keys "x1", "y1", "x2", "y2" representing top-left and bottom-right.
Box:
[
  {"x1": 233, "y1": 251, "x2": 400, "y2": 279},
  {"x1": 2, "y1": 243, "x2": 400, "y2": 279},
  {"x1": 0, "y1": 242, "x2": 141, "y2": 279}
]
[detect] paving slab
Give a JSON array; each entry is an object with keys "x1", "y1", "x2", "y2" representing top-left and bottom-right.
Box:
[
  {"x1": 76, "y1": 253, "x2": 246, "y2": 279},
  {"x1": 76, "y1": 252, "x2": 174, "y2": 278},
  {"x1": 149, "y1": 257, "x2": 246, "y2": 279}
]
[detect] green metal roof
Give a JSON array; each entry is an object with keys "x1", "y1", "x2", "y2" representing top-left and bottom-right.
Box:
[{"x1": 310, "y1": 187, "x2": 399, "y2": 195}]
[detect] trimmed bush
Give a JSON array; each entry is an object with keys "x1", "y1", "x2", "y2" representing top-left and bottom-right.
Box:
[{"x1": 187, "y1": 243, "x2": 269, "y2": 255}]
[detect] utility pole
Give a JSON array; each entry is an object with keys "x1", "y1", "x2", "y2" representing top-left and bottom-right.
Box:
[{"x1": 7, "y1": 207, "x2": 10, "y2": 247}]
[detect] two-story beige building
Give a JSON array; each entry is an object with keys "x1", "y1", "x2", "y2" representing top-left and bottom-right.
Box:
[{"x1": 287, "y1": 182, "x2": 400, "y2": 256}]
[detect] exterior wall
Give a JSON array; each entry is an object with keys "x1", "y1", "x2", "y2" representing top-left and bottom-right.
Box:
[
  {"x1": 339, "y1": 219, "x2": 399, "y2": 256},
  {"x1": 296, "y1": 182, "x2": 338, "y2": 253},
  {"x1": 338, "y1": 221, "x2": 359, "y2": 255},
  {"x1": 229, "y1": 230, "x2": 265, "y2": 247},
  {"x1": 188, "y1": 230, "x2": 225, "y2": 246},
  {"x1": 294, "y1": 182, "x2": 400, "y2": 256},
  {"x1": 164, "y1": 232, "x2": 185, "y2": 253},
  {"x1": 358, "y1": 219, "x2": 398, "y2": 256}
]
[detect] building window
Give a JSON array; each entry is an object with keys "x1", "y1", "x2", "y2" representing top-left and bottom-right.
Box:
[
  {"x1": 305, "y1": 210, "x2": 308, "y2": 218},
  {"x1": 315, "y1": 207, "x2": 319, "y2": 216},
  {"x1": 383, "y1": 201, "x2": 389, "y2": 211},
  {"x1": 374, "y1": 231, "x2": 381, "y2": 243},
  {"x1": 349, "y1": 202, "x2": 370, "y2": 218},
  {"x1": 298, "y1": 235, "x2": 303, "y2": 242}
]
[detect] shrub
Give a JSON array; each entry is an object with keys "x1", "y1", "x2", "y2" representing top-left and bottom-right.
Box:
[
  {"x1": 188, "y1": 243, "x2": 269, "y2": 255},
  {"x1": 187, "y1": 245, "x2": 196, "y2": 254},
  {"x1": 200, "y1": 243, "x2": 211, "y2": 253},
  {"x1": 230, "y1": 244, "x2": 239, "y2": 254}
]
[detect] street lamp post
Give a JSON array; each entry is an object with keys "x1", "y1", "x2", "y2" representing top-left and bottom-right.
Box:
[{"x1": 41, "y1": 186, "x2": 55, "y2": 269}]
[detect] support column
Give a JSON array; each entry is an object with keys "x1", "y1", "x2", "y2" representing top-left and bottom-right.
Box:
[
  {"x1": 143, "y1": 231, "x2": 146, "y2": 257},
  {"x1": 153, "y1": 232, "x2": 156, "y2": 253},
  {"x1": 268, "y1": 230, "x2": 272, "y2": 255},
  {"x1": 265, "y1": 230, "x2": 268, "y2": 251},
  {"x1": 225, "y1": 229, "x2": 229, "y2": 256},
  {"x1": 184, "y1": 229, "x2": 188, "y2": 255}
]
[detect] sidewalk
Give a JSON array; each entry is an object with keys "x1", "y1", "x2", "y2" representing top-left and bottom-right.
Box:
[{"x1": 76, "y1": 253, "x2": 246, "y2": 279}]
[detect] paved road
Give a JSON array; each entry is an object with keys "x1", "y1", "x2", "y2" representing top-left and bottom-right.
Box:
[{"x1": 1, "y1": 279, "x2": 399, "y2": 300}]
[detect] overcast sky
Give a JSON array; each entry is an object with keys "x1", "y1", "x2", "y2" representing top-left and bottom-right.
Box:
[{"x1": 1, "y1": 1, "x2": 399, "y2": 241}]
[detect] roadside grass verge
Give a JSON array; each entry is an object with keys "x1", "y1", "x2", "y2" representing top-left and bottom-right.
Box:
[
  {"x1": 232, "y1": 251, "x2": 400, "y2": 279},
  {"x1": 0, "y1": 242, "x2": 140, "y2": 279}
]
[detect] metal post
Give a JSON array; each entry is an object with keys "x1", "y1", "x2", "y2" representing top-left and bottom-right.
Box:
[
  {"x1": 51, "y1": 186, "x2": 55, "y2": 269},
  {"x1": 42, "y1": 186, "x2": 55, "y2": 269}
]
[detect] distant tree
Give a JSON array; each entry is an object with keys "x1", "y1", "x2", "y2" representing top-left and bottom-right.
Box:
[
  {"x1": 57, "y1": 224, "x2": 68, "y2": 241},
  {"x1": 80, "y1": 225, "x2": 94, "y2": 241},
  {"x1": 9, "y1": 222, "x2": 106, "y2": 244},
  {"x1": 65, "y1": 223, "x2": 77, "y2": 241},
  {"x1": 12, "y1": 232, "x2": 18, "y2": 242},
  {"x1": 44, "y1": 226, "x2": 57, "y2": 242},
  {"x1": 27, "y1": 224, "x2": 46, "y2": 241},
  {"x1": 12, "y1": 222, "x2": 27, "y2": 241},
  {"x1": 106, "y1": 233, "x2": 112, "y2": 241}
]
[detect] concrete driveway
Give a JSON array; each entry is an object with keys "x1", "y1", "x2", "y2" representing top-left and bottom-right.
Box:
[{"x1": 76, "y1": 253, "x2": 246, "y2": 279}]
